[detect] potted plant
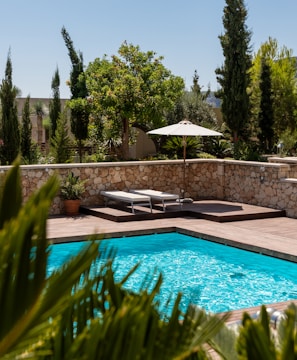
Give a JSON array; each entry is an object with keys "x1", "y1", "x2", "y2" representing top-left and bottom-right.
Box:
[{"x1": 60, "y1": 172, "x2": 86, "y2": 216}]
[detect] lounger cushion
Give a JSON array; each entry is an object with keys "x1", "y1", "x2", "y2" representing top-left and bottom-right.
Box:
[
  {"x1": 130, "y1": 189, "x2": 179, "y2": 201},
  {"x1": 101, "y1": 190, "x2": 150, "y2": 203}
]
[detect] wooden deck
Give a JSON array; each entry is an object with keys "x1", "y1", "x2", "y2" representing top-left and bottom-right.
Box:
[
  {"x1": 80, "y1": 199, "x2": 285, "y2": 222},
  {"x1": 47, "y1": 200, "x2": 297, "y2": 327}
]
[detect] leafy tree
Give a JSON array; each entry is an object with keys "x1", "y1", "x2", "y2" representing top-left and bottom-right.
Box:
[
  {"x1": 182, "y1": 91, "x2": 218, "y2": 128},
  {"x1": 191, "y1": 69, "x2": 210, "y2": 101},
  {"x1": 250, "y1": 38, "x2": 297, "y2": 141},
  {"x1": 51, "y1": 110, "x2": 71, "y2": 163},
  {"x1": 215, "y1": 0, "x2": 252, "y2": 144},
  {"x1": 0, "y1": 52, "x2": 20, "y2": 164},
  {"x1": 49, "y1": 67, "x2": 61, "y2": 142},
  {"x1": 61, "y1": 26, "x2": 90, "y2": 162},
  {"x1": 20, "y1": 95, "x2": 32, "y2": 163},
  {"x1": 164, "y1": 73, "x2": 218, "y2": 157},
  {"x1": 85, "y1": 42, "x2": 185, "y2": 160},
  {"x1": 163, "y1": 72, "x2": 218, "y2": 157},
  {"x1": 165, "y1": 99, "x2": 185, "y2": 126},
  {"x1": 258, "y1": 58, "x2": 274, "y2": 152}
]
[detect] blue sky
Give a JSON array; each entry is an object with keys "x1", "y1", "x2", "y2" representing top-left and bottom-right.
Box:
[{"x1": 1, "y1": 0, "x2": 297, "y2": 99}]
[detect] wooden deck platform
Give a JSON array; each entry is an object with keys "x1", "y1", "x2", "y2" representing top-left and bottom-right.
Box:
[{"x1": 80, "y1": 199, "x2": 286, "y2": 223}]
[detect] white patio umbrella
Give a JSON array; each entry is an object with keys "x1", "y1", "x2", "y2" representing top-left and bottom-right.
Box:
[{"x1": 147, "y1": 120, "x2": 223, "y2": 198}]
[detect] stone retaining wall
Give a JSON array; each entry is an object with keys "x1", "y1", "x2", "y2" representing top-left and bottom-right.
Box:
[{"x1": 1, "y1": 158, "x2": 297, "y2": 217}]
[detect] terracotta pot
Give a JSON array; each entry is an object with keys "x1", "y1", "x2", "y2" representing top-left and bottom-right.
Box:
[{"x1": 64, "y1": 199, "x2": 81, "y2": 216}]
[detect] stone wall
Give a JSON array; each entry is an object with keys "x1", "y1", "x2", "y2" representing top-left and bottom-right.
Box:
[{"x1": 1, "y1": 158, "x2": 297, "y2": 217}]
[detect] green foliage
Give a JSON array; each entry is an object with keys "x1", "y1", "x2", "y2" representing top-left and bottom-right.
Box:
[
  {"x1": 61, "y1": 27, "x2": 90, "y2": 162},
  {"x1": 233, "y1": 140, "x2": 264, "y2": 161},
  {"x1": 0, "y1": 159, "x2": 60, "y2": 356},
  {"x1": 165, "y1": 99, "x2": 185, "y2": 125},
  {"x1": 258, "y1": 58, "x2": 274, "y2": 152},
  {"x1": 34, "y1": 100, "x2": 46, "y2": 117},
  {"x1": 237, "y1": 306, "x2": 277, "y2": 359},
  {"x1": 278, "y1": 129, "x2": 297, "y2": 156},
  {"x1": 61, "y1": 26, "x2": 88, "y2": 99},
  {"x1": 162, "y1": 136, "x2": 202, "y2": 159},
  {"x1": 250, "y1": 38, "x2": 297, "y2": 141},
  {"x1": 203, "y1": 138, "x2": 233, "y2": 159},
  {"x1": 85, "y1": 42, "x2": 185, "y2": 160},
  {"x1": 60, "y1": 171, "x2": 86, "y2": 200},
  {"x1": 182, "y1": 90, "x2": 218, "y2": 128},
  {"x1": 183, "y1": 70, "x2": 215, "y2": 126},
  {"x1": 49, "y1": 67, "x2": 61, "y2": 140},
  {"x1": 20, "y1": 95, "x2": 32, "y2": 163},
  {"x1": 67, "y1": 97, "x2": 91, "y2": 139},
  {"x1": 0, "y1": 52, "x2": 20, "y2": 164},
  {"x1": 196, "y1": 152, "x2": 216, "y2": 159},
  {"x1": 215, "y1": 0, "x2": 252, "y2": 142},
  {"x1": 51, "y1": 110, "x2": 72, "y2": 163},
  {"x1": 237, "y1": 304, "x2": 297, "y2": 359}
]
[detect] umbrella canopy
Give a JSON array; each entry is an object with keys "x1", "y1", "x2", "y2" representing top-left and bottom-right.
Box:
[
  {"x1": 147, "y1": 120, "x2": 223, "y2": 198},
  {"x1": 147, "y1": 120, "x2": 223, "y2": 137}
]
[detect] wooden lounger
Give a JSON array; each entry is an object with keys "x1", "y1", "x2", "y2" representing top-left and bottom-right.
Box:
[
  {"x1": 130, "y1": 189, "x2": 180, "y2": 212},
  {"x1": 101, "y1": 190, "x2": 152, "y2": 214}
]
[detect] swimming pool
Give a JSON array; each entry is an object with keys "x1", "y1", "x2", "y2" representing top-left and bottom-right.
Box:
[{"x1": 48, "y1": 232, "x2": 297, "y2": 313}]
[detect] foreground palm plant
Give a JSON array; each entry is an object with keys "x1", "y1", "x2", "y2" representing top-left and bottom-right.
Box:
[{"x1": 236, "y1": 303, "x2": 297, "y2": 360}]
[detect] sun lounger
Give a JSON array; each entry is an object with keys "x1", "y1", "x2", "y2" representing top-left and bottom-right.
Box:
[
  {"x1": 130, "y1": 189, "x2": 180, "y2": 212},
  {"x1": 101, "y1": 190, "x2": 152, "y2": 214}
]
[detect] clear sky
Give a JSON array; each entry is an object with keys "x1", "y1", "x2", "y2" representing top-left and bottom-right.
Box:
[{"x1": 1, "y1": 0, "x2": 297, "y2": 99}]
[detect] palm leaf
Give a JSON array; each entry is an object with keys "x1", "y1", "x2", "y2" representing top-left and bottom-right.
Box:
[{"x1": 0, "y1": 158, "x2": 22, "y2": 229}]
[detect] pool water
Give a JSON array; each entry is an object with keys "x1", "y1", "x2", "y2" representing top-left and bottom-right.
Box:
[{"x1": 48, "y1": 232, "x2": 297, "y2": 313}]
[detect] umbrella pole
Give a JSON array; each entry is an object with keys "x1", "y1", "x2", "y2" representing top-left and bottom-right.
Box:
[{"x1": 182, "y1": 136, "x2": 186, "y2": 198}]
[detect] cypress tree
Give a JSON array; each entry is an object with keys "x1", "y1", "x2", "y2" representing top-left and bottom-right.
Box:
[
  {"x1": 51, "y1": 110, "x2": 71, "y2": 163},
  {"x1": 0, "y1": 53, "x2": 20, "y2": 164},
  {"x1": 215, "y1": 0, "x2": 252, "y2": 143},
  {"x1": 21, "y1": 95, "x2": 32, "y2": 163},
  {"x1": 258, "y1": 58, "x2": 274, "y2": 153},
  {"x1": 49, "y1": 67, "x2": 61, "y2": 142},
  {"x1": 61, "y1": 27, "x2": 89, "y2": 162}
]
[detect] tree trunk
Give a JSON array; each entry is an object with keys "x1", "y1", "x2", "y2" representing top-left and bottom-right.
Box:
[
  {"x1": 37, "y1": 115, "x2": 43, "y2": 146},
  {"x1": 121, "y1": 117, "x2": 130, "y2": 160},
  {"x1": 233, "y1": 131, "x2": 240, "y2": 159},
  {"x1": 78, "y1": 138, "x2": 83, "y2": 163}
]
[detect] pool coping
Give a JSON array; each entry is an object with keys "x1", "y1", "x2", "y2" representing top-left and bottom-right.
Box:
[
  {"x1": 50, "y1": 225, "x2": 297, "y2": 264},
  {"x1": 47, "y1": 212, "x2": 297, "y2": 333},
  {"x1": 49, "y1": 225, "x2": 297, "y2": 325}
]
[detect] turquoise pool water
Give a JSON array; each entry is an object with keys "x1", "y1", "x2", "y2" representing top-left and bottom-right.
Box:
[{"x1": 48, "y1": 232, "x2": 297, "y2": 313}]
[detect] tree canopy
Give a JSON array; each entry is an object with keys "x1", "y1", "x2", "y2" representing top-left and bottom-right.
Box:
[
  {"x1": 216, "y1": 0, "x2": 252, "y2": 143},
  {"x1": 20, "y1": 95, "x2": 32, "y2": 163},
  {"x1": 61, "y1": 27, "x2": 90, "y2": 162},
  {"x1": 0, "y1": 53, "x2": 20, "y2": 164},
  {"x1": 49, "y1": 67, "x2": 61, "y2": 141},
  {"x1": 258, "y1": 58, "x2": 274, "y2": 152},
  {"x1": 85, "y1": 42, "x2": 185, "y2": 159},
  {"x1": 250, "y1": 37, "x2": 297, "y2": 141}
]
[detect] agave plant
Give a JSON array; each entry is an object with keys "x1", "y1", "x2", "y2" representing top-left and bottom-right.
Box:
[{"x1": 60, "y1": 171, "x2": 86, "y2": 200}]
